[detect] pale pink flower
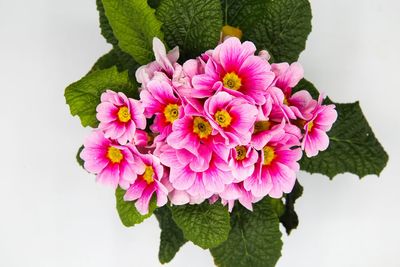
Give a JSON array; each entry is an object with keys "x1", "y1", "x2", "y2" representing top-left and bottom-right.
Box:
[
  {"x1": 124, "y1": 153, "x2": 168, "y2": 215},
  {"x1": 204, "y1": 91, "x2": 258, "y2": 146},
  {"x1": 80, "y1": 131, "x2": 144, "y2": 189},
  {"x1": 302, "y1": 98, "x2": 337, "y2": 157},
  {"x1": 244, "y1": 133, "x2": 302, "y2": 198},
  {"x1": 96, "y1": 90, "x2": 146, "y2": 145},
  {"x1": 160, "y1": 145, "x2": 233, "y2": 198},
  {"x1": 220, "y1": 182, "x2": 261, "y2": 212},
  {"x1": 229, "y1": 145, "x2": 258, "y2": 182},
  {"x1": 140, "y1": 79, "x2": 183, "y2": 141},
  {"x1": 135, "y1": 37, "x2": 179, "y2": 88},
  {"x1": 192, "y1": 37, "x2": 275, "y2": 104}
]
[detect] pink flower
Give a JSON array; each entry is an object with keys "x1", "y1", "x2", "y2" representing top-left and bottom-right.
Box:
[
  {"x1": 166, "y1": 104, "x2": 230, "y2": 159},
  {"x1": 271, "y1": 62, "x2": 304, "y2": 96},
  {"x1": 96, "y1": 90, "x2": 146, "y2": 145},
  {"x1": 80, "y1": 131, "x2": 144, "y2": 189},
  {"x1": 140, "y1": 79, "x2": 183, "y2": 141},
  {"x1": 124, "y1": 153, "x2": 168, "y2": 215},
  {"x1": 244, "y1": 133, "x2": 302, "y2": 198},
  {"x1": 192, "y1": 37, "x2": 275, "y2": 104},
  {"x1": 220, "y1": 182, "x2": 261, "y2": 212},
  {"x1": 160, "y1": 145, "x2": 233, "y2": 198},
  {"x1": 229, "y1": 145, "x2": 258, "y2": 182},
  {"x1": 204, "y1": 91, "x2": 258, "y2": 146},
  {"x1": 302, "y1": 98, "x2": 337, "y2": 157},
  {"x1": 135, "y1": 37, "x2": 179, "y2": 88}
]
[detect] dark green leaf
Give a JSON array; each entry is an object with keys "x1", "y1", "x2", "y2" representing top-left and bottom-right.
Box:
[
  {"x1": 64, "y1": 67, "x2": 136, "y2": 128},
  {"x1": 222, "y1": 0, "x2": 312, "y2": 62},
  {"x1": 280, "y1": 180, "x2": 303, "y2": 234},
  {"x1": 89, "y1": 49, "x2": 140, "y2": 75},
  {"x1": 115, "y1": 187, "x2": 156, "y2": 227},
  {"x1": 102, "y1": 0, "x2": 163, "y2": 65},
  {"x1": 292, "y1": 78, "x2": 320, "y2": 100},
  {"x1": 300, "y1": 101, "x2": 388, "y2": 178},
  {"x1": 210, "y1": 198, "x2": 283, "y2": 267},
  {"x1": 171, "y1": 202, "x2": 230, "y2": 249},
  {"x1": 76, "y1": 145, "x2": 85, "y2": 168},
  {"x1": 154, "y1": 206, "x2": 187, "y2": 264},
  {"x1": 156, "y1": 0, "x2": 223, "y2": 60}
]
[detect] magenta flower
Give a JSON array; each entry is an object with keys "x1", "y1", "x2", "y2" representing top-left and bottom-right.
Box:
[
  {"x1": 124, "y1": 153, "x2": 168, "y2": 215},
  {"x1": 244, "y1": 133, "x2": 302, "y2": 198},
  {"x1": 192, "y1": 37, "x2": 275, "y2": 104},
  {"x1": 204, "y1": 91, "x2": 258, "y2": 146},
  {"x1": 271, "y1": 62, "x2": 304, "y2": 96},
  {"x1": 302, "y1": 99, "x2": 337, "y2": 157},
  {"x1": 140, "y1": 79, "x2": 183, "y2": 141},
  {"x1": 96, "y1": 90, "x2": 146, "y2": 145},
  {"x1": 80, "y1": 131, "x2": 144, "y2": 189}
]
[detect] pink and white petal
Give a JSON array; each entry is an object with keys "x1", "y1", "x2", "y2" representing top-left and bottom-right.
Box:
[
  {"x1": 135, "y1": 186, "x2": 156, "y2": 215},
  {"x1": 169, "y1": 165, "x2": 196, "y2": 190}
]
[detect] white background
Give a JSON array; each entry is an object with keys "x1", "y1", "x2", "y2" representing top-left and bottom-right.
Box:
[{"x1": 1, "y1": 0, "x2": 399, "y2": 266}]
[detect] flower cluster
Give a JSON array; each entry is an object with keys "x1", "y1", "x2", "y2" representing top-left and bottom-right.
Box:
[{"x1": 81, "y1": 37, "x2": 337, "y2": 214}]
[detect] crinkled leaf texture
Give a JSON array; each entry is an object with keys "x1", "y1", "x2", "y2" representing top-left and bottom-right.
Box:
[
  {"x1": 294, "y1": 79, "x2": 389, "y2": 178},
  {"x1": 222, "y1": 0, "x2": 312, "y2": 62},
  {"x1": 156, "y1": 0, "x2": 223, "y2": 60},
  {"x1": 64, "y1": 67, "x2": 136, "y2": 128},
  {"x1": 171, "y1": 202, "x2": 231, "y2": 249},
  {"x1": 154, "y1": 206, "x2": 187, "y2": 264},
  {"x1": 102, "y1": 0, "x2": 163, "y2": 65},
  {"x1": 115, "y1": 187, "x2": 156, "y2": 227},
  {"x1": 210, "y1": 198, "x2": 283, "y2": 267}
]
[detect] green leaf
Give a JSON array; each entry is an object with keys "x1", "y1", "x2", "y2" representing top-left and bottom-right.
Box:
[
  {"x1": 102, "y1": 0, "x2": 163, "y2": 65},
  {"x1": 76, "y1": 145, "x2": 85, "y2": 168},
  {"x1": 154, "y1": 206, "x2": 187, "y2": 264},
  {"x1": 294, "y1": 79, "x2": 388, "y2": 178},
  {"x1": 300, "y1": 101, "x2": 388, "y2": 178},
  {"x1": 222, "y1": 0, "x2": 312, "y2": 62},
  {"x1": 89, "y1": 49, "x2": 140, "y2": 75},
  {"x1": 156, "y1": 0, "x2": 223, "y2": 60},
  {"x1": 64, "y1": 67, "x2": 136, "y2": 128},
  {"x1": 96, "y1": 0, "x2": 118, "y2": 45},
  {"x1": 115, "y1": 187, "x2": 156, "y2": 227},
  {"x1": 171, "y1": 202, "x2": 231, "y2": 249},
  {"x1": 210, "y1": 198, "x2": 283, "y2": 267},
  {"x1": 280, "y1": 180, "x2": 303, "y2": 234}
]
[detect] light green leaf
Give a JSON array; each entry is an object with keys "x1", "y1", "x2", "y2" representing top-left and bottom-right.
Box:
[
  {"x1": 154, "y1": 206, "x2": 187, "y2": 264},
  {"x1": 102, "y1": 0, "x2": 163, "y2": 65},
  {"x1": 171, "y1": 202, "x2": 230, "y2": 249},
  {"x1": 115, "y1": 187, "x2": 156, "y2": 227},
  {"x1": 64, "y1": 67, "x2": 136, "y2": 128},
  {"x1": 210, "y1": 198, "x2": 283, "y2": 267},
  {"x1": 156, "y1": 0, "x2": 223, "y2": 60},
  {"x1": 280, "y1": 180, "x2": 303, "y2": 234},
  {"x1": 222, "y1": 0, "x2": 312, "y2": 62}
]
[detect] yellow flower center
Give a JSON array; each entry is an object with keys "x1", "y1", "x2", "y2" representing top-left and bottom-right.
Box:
[
  {"x1": 235, "y1": 146, "x2": 247, "y2": 161},
  {"x1": 107, "y1": 146, "x2": 124, "y2": 164},
  {"x1": 164, "y1": 103, "x2": 180, "y2": 123},
  {"x1": 253, "y1": 121, "x2": 271, "y2": 134},
  {"x1": 221, "y1": 25, "x2": 243, "y2": 40},
  {"x1": 263, "y1": 146, "x2": 276, "y2": 166},
  {"x1": 193, "y1": 117, "x2": 212, "y2": 139},
  {"x1": 223, "y1": 72, "x2": 242, "y2": 91},
  {"x1": 307, "y1": 121, "x2": 314, "y2": 132},
  {"x1": 283, "y1": 97, "x2": 289, "y2": 106},
  {"x1": 117, "y1": 106, "x2": 131, "y2": 123},
  {"x1": 142, "y1": 166, "x2": 154, "y2": 184},
  {"x1": 215, "y1": 110, "x2": 232, "y2": 128}
]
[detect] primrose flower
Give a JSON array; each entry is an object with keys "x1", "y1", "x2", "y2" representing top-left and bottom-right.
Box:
[
  {"x1": 228, "y1": 145, "x2": 258, "y2": 182},
  {"x1": 124, "y1": 153, "x2": 168, "y2": 215},
  {"x1": 192, "y1": 37, "x2": 275, "y2": 104},
  {"x1": 140, "y1": 79, "x2": 183, "y2": 141},
  {"x1": 220, "y1": 182, "x2": 261, "y2": 212},
  {"x1": 96, "y1": 90, "x2": 146, "y2": 145},
  {"x1": 135, "y1": 37, "x2": 179, "y2": 88},
  {"x1": 302, "y1": 98, "x2": 337, "y2": 157},
  {"x1": 204, "y1": 91, "x2": 258, "y2": 146},
  {"x1": 244, "y1": 133, "x2": 302, "y2": 198},
  {"x1": 80, "y1": 131, "x2": 144, "y2": 189}
]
